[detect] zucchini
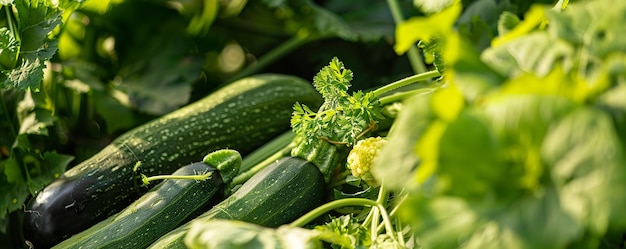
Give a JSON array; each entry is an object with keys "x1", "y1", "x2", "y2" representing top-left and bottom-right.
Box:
[
  {"x1": 22, "y1": 74, "x2": 322, "y2": 248},
  {"x1": 52, "y1": 162, "x2": 218, "y2": 249},
  {"x1": 147, "y1": 156, "x2": 327, "y2": 249}
]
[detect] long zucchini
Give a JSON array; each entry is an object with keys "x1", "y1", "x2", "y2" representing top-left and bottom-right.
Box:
[
  {"x1": 22, "y1": 74, "x2": 322, "y2": 248},
  {"x1": 147, "y1": 156, "x2": 327, "y2": 249},
  {"x1": 52, "y1": 162, "x2": 219, "y2": 249},
  {"x1": 51, "y1": 149, "x2": 241, "y2": 249}
]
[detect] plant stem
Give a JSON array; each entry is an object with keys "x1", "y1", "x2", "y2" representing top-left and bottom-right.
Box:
[
  {"x1": 141, "y1": 171, "x2": 213, "y2": 185},
  {"x1": 372, "y1": 70, "x2": 441, "y2": 97},
  {"x1": 223, "y1": 33, "x2": 327, "y2": 85},
  {"x1": 386, "y1": 0, "x2": 427, "y2": 74},
  {"x1": 379, "y1": 87, "x2": 434, "y2": 105},
  {"x1": 5, "y1": 6, "x2": 16, "y2": 40},
  {"x1": 289, "y1": 198, "x2": 379, "y2": 228}
]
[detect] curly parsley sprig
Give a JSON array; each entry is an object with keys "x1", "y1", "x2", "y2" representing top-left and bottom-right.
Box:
[{"x1": 291, "y1": 57, "x2": 385, "y2": 147}]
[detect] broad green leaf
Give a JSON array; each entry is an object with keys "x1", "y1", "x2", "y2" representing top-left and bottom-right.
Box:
[
  {"x1": 0, "y1": 159, "x2": 29, "y2": 220},
  {"x1": 26, "y1": 151, "x2": 74, "y2": 193},
  {"x1": 596, "y1": 84, "x2": 626, "y2": 146},
  {"x1": 494, "y1": 66, "x2": 599, "y2": 103},
  {"x1": 262, "y1": 0, "x2": 394, "y2": 42},
  {"x1": 106, "y1": 2, "x2": 204, "y2": 115},
  {"x1": 2, "y1": 58, "x2": 44, "y2": 90},
  {"x1": 3, "y1": 158, "x2": 22, "y2": 184},
  {"x1": 435, "y1": 110, "x2": 501, "y2": 198},
  {"x1": 546, "y1": 0, "x2": 626, "y2": 60},
  {"x1": 484, "y1": 0, "x2": 626, "y2": 92},
  {"x1": 15, "y1": 0, "x2": 62, "y2": 63},
  {"x1": 92, "y1": 90, "x2": 135, "y2": 134},
  {"x1": 456, "y1": 0, "x2": 512, "y2": 51},
  {"x1": 543, "y1": 108, "x2": 626, "y2": 235},
  {"x1": 394, "y1": 2, "x2": 462, "y2": 54},
  {"x1": 373, "y1": 93, "x2": 434, "y2": 190},
  {"x1": 482, "y1": 32, "x2": 574, "y2": 78},
  {"x1": 431, "y1": 83, "x2": 464, "y2": 121},
  {"x1": 16, "y1": 90, "x2": 54, "y2": 136},
  {"x1": 443, "y1": 32, "x2": 503, "y2": 102},
  {"x1": 3, "y1": 0, "x2": 63, "y2": 91},
  {"x1": 396, "y1": 96, "x2": 616, "y2": 248},
  {"x1": 0, "y1": 150, "x2": 73, "y2": 230}
]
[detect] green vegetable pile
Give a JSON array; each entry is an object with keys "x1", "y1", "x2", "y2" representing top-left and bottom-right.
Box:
[{"x1": 2, "y1": 0, "x2": 626, "y2": 248}]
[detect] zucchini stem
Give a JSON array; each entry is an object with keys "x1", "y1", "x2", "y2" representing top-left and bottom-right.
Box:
[
  {"x1": 288, "y1": 198, "x2": 379, "y2": 228},
  {"x1": 140, "y1": 170, "x2": 213, "y2": 186},
  {"x1": 372, "y1": 70, "x2": 441, "y2": 98}
]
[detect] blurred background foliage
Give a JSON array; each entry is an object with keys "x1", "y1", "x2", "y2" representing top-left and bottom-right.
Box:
[{"x1": 0, "y1": 0, "x2": 564, "y2": 247}]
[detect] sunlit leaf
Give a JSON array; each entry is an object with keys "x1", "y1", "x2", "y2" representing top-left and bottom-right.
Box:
[
  {"x1": 543, "y1": 108, "x2": 626, "y2": 234},
  {"x1": 373, "y1": 94, "x2": 434, "y2": 190},
  {"x1": 491, "y1": 5, "x2": 545, "y2": 46},
  {"x1": 394, "y1": 2, "x2": 462, "y2": 54}
]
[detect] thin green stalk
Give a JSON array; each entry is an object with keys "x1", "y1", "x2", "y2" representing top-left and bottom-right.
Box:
[
  {"x1": 370, "y1": 204, "x2": 380, "y2": 241},
  {"x1": 386, "y1": 0, "x2": 427, "y2": 74},
  {"x1": 379, "y1": 88, "x2": 434, "y2": 105},
  {"x1": 141, "y1": 171, "x2": 213, "y2": 186},
  {"x1": 5, "y1": 5, "x2": 16, "y2": 39},
  {"x1": 376, "y1": 193, "x2": 408, "y2": 234},
  {"x1": 223, "y1": 33, "x2": 327, "y2": 85},
  {"x1": 372, "y1": 70, "x2": 441, "y2": 97},
  {"x1": 289, "y1": 198, "x2": 379, "y2": 228},
  {"x1": 362, "y1": 184, "x2": 390, "y2": 228}
]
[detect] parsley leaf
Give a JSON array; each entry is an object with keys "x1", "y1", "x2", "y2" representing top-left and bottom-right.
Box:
[
  {"x1": 291, "y1": 57, "x2": 382, "y2": 146},
  {"x1": 1, "y1": 0, "x2": 62, "y2": 91}
]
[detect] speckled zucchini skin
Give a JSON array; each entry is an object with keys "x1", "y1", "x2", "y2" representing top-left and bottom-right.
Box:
[
  {"x1": 51, "y1": 162, "x2": 222, "y2": 249},
  {"x1": 147, "y1": 157, "x2": 327, "y2": 249},
  {"x1": 22, "y1": 74, "x2": 322, "y2": 248}
]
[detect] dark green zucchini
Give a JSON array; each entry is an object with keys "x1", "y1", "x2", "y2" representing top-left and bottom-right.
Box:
[
  {"x1": 52, "y1": 161, "x2": 222, "y2": 249},
  {"x1": 22, "y1": 74, "x2": 322, "y2": 248},
  {"x1": 147, "y1": 156, "x2": 327, "y2": 249}
]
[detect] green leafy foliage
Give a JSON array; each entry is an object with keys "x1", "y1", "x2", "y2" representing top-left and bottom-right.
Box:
[
  {"x1": 377, "y1": 0, "x2": 626, "y2": 247},
  {"x1": 291, "y1": 57, "x2": 383, "y2": 147},
  {"x1": 2, "y1": 0, "x2": 62, "y2": 90},
  {"x1": 314, "y1": 215, "x2": 371, "y2": 248}
]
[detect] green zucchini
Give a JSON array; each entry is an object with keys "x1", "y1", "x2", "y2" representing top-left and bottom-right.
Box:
[
  {"x1": 147, "y1": 156, "x2": 327, "y2": 249},
  {"x1": 22, "y1": 74, "x2": 322, "y2": 248},
  {"x1": 51, "y1": 149, "x2": 242, "y2": 249}
]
